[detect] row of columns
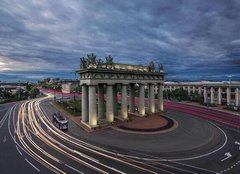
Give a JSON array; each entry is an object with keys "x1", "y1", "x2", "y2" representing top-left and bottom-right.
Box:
[
  {"x1": 204, "y1": 87, "x2": 239, "y2": 106},
  {"x1": 81, "y1": 83, "x2": 164, "y2": 127},
  {"x1": 166, "y1": 86, "x2": 203, "y2": 95},
  {"x1": 165, "y1": 85, "x2": 239, "y2": 106}
]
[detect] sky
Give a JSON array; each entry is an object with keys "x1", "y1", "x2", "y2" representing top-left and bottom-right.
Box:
[{"x1": 0, "y1": 0, "x2": 240, "y2": 82}]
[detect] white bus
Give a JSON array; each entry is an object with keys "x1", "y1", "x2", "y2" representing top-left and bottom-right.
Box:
[{"x1": 52, "y1": 113, "x2": 68, "y2": 130}]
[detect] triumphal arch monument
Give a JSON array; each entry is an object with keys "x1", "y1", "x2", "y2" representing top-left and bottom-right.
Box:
[{"x1": 78, "y1": 54, "x2": 164, "y2": 128}]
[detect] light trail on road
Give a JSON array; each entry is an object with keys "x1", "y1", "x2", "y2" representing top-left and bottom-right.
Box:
[
  {"x1": 165, "y1": 102, "x2": 240, "y2": 129},
  {"x1": 2, "y1": 93, "x2": 240, "y2": 174},
  {"x1": 5, "y1": 96, "x2": 166, "y2": 174}
]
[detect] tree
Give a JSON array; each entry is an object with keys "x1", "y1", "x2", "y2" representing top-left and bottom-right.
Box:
[
  {"x1": 191, "y1": 92, "x2": 204, "y2": 103},
  {"x1": 15, "y1": 88, "x2": 28, "y2": 100},
  {"x1": 30, "y1": 86, "x2": 40, "y2": 98},
  {"x1": 163, "y1": 88, "x2": 189, "y2": 101},
  {"x1": 71, "y1": 85, "x2": 81, "y2": 93},
  {"x1": 172, "y1": 88, "x2": 189, "y2": 101}
]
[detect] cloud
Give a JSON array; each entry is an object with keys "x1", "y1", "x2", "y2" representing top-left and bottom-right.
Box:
[
  {"x1": 0, "y1": 55, "x2": 59, "y2": 72},
  {"x1": 0, "y1": 0, "x2": 240, "y2": 81}
]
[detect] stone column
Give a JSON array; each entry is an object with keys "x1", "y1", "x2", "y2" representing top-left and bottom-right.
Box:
[
  {"x1": 98, "y1": 84, "x2": 104, "y2": 119},
  {"x1": 187, "y1": 86, "x2": 191, "y2": 96},
  {"x1": 81, "y1": 85, "x2": 89, "y2": 122},
  {"x1": 121, "y1": 84, "x2": 128, "y2": 119},
  {"x1": 218, "y1": 87, "x2": 222, "y2": 105},
  {"x1": 198, "y1": 87, "x2": 202, "y2": 95},
  {"x1": 106, "y1": 85, "x2": 114, "y2": 122},
  {"x1": 138, "y1": 84, "x2": 145, "y2": 116},
  {"x1": 113, "y1": 85, "x2": 118, "y2": 116},
  {"x1": 210, "y1": 87, "x2": 214, "y2": 104},
  {"x1": 129, "y1": 84, "x2": 135, "y2": 112},
  {"x1": 227, "y1": 87, "x2": 230, "y2": 105},
  {"x1": 158, "y1": 83, "x2": 164, "y2": 111},
  {"x1": 89, "y1": 85, "x2": 97, "y2": 126},
  {"x1": 204, "y1": 87, "x2": 207, "y2": 103},
  {"x1": 193, "y1": 86, "x2": 196, "y2": 93},
  {"x1": 149, "y1": 84, "x2": 155, "y2": 113},
  {"x1": 235, "y1": 88, "x2": 239, "y2": 106}
]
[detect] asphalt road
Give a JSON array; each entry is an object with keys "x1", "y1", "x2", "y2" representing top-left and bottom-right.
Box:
[{"x1": 0, "y1": 94, "x2": 240, "y2": 174}]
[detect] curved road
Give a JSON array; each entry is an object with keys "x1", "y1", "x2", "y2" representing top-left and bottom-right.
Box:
[{"x1": 0, "y1": 95, "x2": 240, "y2": 174}]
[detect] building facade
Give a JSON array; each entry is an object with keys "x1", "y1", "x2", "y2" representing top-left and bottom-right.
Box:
[
  {"x1": 61, "y1": 81, "x2": 79, "y2": 94},
  {"x1": 163, "y1": 81, "x2": 240, "y2": 106}
]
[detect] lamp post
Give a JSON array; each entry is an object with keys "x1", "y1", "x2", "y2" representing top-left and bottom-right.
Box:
[
  {"x1": 228, "y1": 75, "x2": 232, "y2": 105},
  {"x1": 73, "y1": 89, "x2": 76, "y2": 114},
  {"x1": 53, "y1": 87, "x2": 56, "y2": 101}
]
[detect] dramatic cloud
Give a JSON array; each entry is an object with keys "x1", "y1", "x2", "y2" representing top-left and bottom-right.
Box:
[{"x1": 0, "y1": 0, "x2": 240, "y2": 82}]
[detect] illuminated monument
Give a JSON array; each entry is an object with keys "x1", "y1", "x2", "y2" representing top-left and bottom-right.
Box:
[{"x1": 78, "y1": 53, "x2": 164, "y2": 128}]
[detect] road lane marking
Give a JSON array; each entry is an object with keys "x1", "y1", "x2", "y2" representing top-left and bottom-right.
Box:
[
  {"x1": 234, "y1": 141, "x2": 240, "y2": 150},
  {"x1": 25, "y1": 158, "x2": 40, "y2": 172},
  {"x1": 220, "y1": 152, "x2": 232, "y2": 162},
  {"x1": 167, "y1": 161, "x2": 218, "y2": 174},
  {"x1": 119, "y1": 152, "x2": 218, "y2": 174},
  {"x1": 150, "y1": 161, "x2": 197, "y2": 174},
  {"x1": 168, "y1": 123, "x2": 228, "y2": 161},
  {"x1": 219, "y1": 160, "x2": 240, "y2": 173},
  {"x1": 0, "y1": 109, "x2": 10, "y2": 128},
  {"x1": 65, "y1": 164, "x2": 84, "y2": 174},
  {"x1": 36, "y1": 99, "x2": 158, "y2": 174},
  {"x1": 16, "y1": 145, "x2": 23, "y2": 156}
]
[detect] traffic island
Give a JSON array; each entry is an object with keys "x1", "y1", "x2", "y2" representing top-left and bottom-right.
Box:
[{"x1": 113, "y1": 113, "x2": 178, "y2": 134}]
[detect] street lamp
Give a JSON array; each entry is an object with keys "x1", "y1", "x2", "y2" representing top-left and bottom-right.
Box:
[
  {"x1": 53, "y1": 87, "x2": 56, "y2": 101},
  {"x1": 73, "y1": 89, "x2": 76, "y2": 114},
  {"x1": 227, "y1": 75, "x2": 232, "y2": 105}
]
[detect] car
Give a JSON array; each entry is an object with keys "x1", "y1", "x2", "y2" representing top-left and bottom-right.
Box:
[{"x1": 52, "y1": 113, "x2": 68, "y2": 130}]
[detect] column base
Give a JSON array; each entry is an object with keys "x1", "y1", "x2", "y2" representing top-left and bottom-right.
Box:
[
  {"x1": 115, "y1": 116, "x2": 129, "y2": 122},
  {"x1": 81, "y1": 120, "x2": 99, "y2": 129}
]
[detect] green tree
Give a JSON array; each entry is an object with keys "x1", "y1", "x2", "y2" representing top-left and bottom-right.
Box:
[
  {"x1": 191, "y1": 92, "x2": 204, "y2": 103},
  {"x1": 163, "y1": 88, "x2": 189, "y2": 101},
  {"x1": 71, "y1": 85, "x2": 81, "y2": 93},
  {"x1": 15, "y1": 88, "x2": 28, "y2": 100},
  {"x1": 30, "y1": 86, "x2": 40, "y2": 98}
]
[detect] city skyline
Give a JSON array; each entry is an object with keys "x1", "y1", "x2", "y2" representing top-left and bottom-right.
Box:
[{"x1": 0, "y1": 0, "x2": 240, "y2": 82}]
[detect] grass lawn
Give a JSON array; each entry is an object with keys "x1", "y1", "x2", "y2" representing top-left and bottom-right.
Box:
[
  {"x1": 55, "y1": 99, "x2": 81, "y2": 116},
  {"x1": 54, "y1": 99, "x2": 123, "y2": 117}
]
